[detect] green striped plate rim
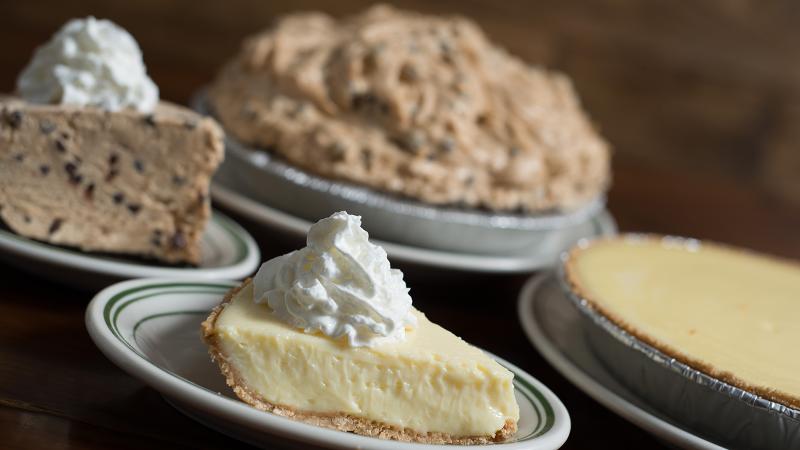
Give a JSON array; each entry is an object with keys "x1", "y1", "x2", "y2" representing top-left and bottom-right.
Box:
[{"x1": 103, "y1": 281, "x2": 555, "y2": 442}]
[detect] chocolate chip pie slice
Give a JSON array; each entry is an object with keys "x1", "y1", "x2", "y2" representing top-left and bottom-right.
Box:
[
  {"x1": 0, "y1": 99, "x2": 224, "y2": 264},
  {"x1": 0, "y1": 17, "x2": 224, "y2": 264}
]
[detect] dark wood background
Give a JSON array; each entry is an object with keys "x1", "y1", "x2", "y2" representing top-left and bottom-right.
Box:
[
  {"x1": 2, "y1": 1, "x2": 800, "y2": 449},
  {"x1": 5, "y1": 0, "x2": 800, "y2": 211}
]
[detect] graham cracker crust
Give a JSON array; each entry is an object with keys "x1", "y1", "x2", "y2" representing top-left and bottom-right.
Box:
[{"x1": 201, "y1": 279, "x2": 517, "y2": 445}]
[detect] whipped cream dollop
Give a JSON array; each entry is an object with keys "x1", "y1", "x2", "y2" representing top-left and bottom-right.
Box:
[
  {"x1": 253, "y1": 211, "x2": 417, "y2": 347},
  {"x1": 17, "y1": 17, "x2": 158, "y2": 112}
]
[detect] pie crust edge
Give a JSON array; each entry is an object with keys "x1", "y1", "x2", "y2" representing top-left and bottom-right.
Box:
[{"x1": 200, "y1": 279, "x2": 517, "y2": 445}]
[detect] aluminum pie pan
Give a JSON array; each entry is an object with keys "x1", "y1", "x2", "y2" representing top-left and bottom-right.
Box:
[
  {"x1": 194, "y1": 91, "x2": 607, "y2": 256},
  {"x1": 557, "y1": 235, "x2": 800, "y2": 450}
]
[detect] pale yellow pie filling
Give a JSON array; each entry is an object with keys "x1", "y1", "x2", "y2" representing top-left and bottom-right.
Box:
[
  {"x1": 214, "y1": 282, "x2": 519, "y2": 436},
  {"x1": 568, "y1": 237, "x2": 800, "y2": 406}
]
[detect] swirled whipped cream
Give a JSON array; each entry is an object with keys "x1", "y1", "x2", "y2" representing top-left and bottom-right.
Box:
[
  {"x1": 17, "y1": 17, "x2": 158, "y2": 112},
  {"x1": 253, "y1": 211, "x2": 416, "y2": 347}
]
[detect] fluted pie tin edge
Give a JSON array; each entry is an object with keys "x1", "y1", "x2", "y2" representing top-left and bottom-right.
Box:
[
  {"x1": 557, "y1": 235, "x2": 800, "y2": 450},
  {"x1": 193, "y1": 90, "x2": 607, "y2": 257}
]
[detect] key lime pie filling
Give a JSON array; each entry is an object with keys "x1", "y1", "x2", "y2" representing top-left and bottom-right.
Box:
[
  {"x1": 202, "y1": 211, "x2": 519, "y2": 444},
  {"x1": 564, "y1": 235, "x2": 800, "y2": 410}
]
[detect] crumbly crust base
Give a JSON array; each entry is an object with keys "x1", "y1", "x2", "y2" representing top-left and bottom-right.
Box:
[
  {"x1": 201, "y1": 279, "x2": 516, "y2": 445},
  {"x1": 563, "y1": 235, "x2": 800, "y2": 410}
]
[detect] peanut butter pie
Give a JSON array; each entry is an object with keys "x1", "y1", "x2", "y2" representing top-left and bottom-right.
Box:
[
  {"x1": 564, "y1": 236, "x2": 800, "y2": 410},
  {"x1": 0, "y1": 17, "x2": 224, "y2": 264},
  {"x1": 202, "y1": 212, "x2": 519, "y2": 444}
]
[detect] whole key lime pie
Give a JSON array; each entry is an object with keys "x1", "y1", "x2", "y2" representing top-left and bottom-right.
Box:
[
  {"x1": 564, "y1": 235, "x2": 800, "y2": 410},
  {"x1": 202, "y1": 211, "x2": 519, "y2": 444}
]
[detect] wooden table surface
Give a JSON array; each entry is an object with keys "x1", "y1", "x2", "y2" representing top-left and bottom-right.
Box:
[{"x1": 3, "y1": 2, "x2": 800, "y2": 449}]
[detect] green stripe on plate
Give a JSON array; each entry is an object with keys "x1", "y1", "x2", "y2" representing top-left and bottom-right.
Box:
[
  {"x1": 210, "y1": 212, "x2": 249, "y2": 264},
  {"x1": 132, "y1": 310, "x2": 209, "y2": 337},
  {"x1": 103, "y1": 282, "x2": 233, "y2": 340},
  {"x1": 516, "y1": 375, "x2": 555, "y2": 438},
  {"x1": 104, "y1": 282, "x2": 556, "y2": 442},
  {"x1": 111, "y1": 290, "x2": 227, "y2": 339}
]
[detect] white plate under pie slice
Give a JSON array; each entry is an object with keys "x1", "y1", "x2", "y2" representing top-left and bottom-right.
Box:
[
  {"x1": 86, "y1": 278, "x2": 571, "y2": 450},
  {"x1": 517, "y1": 272, "x2": 726, "y2": 450},
  {"x1": 211, "y1": 183, "x2": 617, "y2": 274},
  {"x1": 0, "y1": 210, "x2": 260, "y2": 290}
]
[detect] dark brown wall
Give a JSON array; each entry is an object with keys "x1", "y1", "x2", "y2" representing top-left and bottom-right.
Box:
[{"x1": 3, "y1": 0, "x2": 799, "y2": 206}]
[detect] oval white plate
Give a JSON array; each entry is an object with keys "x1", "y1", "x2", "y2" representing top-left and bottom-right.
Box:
[
  {"x1": 211, "y1": 183, "x2": 616, "y2": 274},
  {"x1": 0, "y1": 211, "x2": 260, "y2": 289},
  {"x1": 517, "y1": 273, "x2": 725, "y2": 450},
  {"x1": 86, "y1": 278, "x2": 571, "y2": 450}
]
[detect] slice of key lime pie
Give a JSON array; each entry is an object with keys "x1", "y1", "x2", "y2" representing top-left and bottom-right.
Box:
[
  {"x1": 564, "y1": 235, "x2": 800, "y2": 410},
  {"x1": 202, "y1": 212, "x2": 519, "y2": 444}
]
